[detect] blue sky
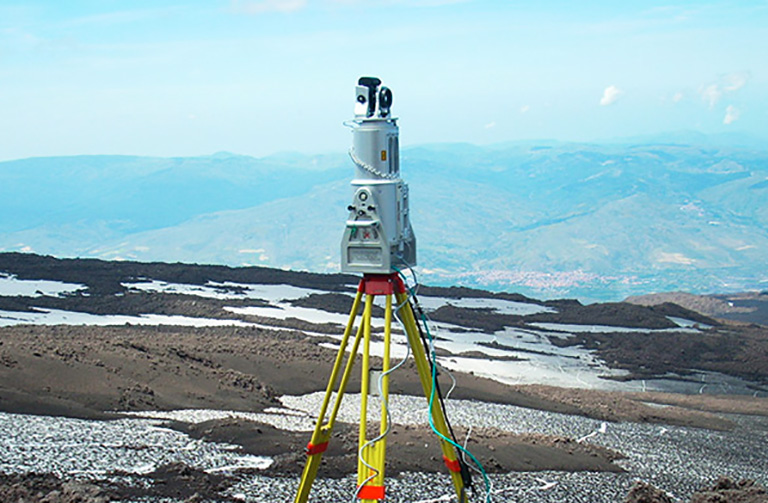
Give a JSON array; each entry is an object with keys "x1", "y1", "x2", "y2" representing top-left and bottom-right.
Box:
[{"x1": 1, "y1": 1, "x2": 766, "y2": 161}]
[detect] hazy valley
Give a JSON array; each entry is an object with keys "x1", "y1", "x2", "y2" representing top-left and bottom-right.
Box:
[{"x1": 2, "y1": 135, "x2": 767, "y2": 302}]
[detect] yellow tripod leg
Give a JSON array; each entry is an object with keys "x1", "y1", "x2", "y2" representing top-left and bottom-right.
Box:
[
  {"x1": 295, "y1": 288, "x2": 364, "y2": 503},
  {"x1": 375, "y1": 294, "x2": 393, "y2": 485},
  {"x1": 396, "y1": 291, "x2": 468, "y2": 503},
  {"x1": 357, "y1": 293, "x2": 392, "y2": 502}
]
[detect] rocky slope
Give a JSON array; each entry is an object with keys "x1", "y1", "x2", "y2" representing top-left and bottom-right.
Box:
[{"x1": 1, "y1": 252, "x2": 768, "y2": 502}]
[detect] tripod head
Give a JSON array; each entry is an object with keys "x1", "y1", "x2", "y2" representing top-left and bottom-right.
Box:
[{"x1": 341, "y1": 77, "x2": 416, "y2": 274}]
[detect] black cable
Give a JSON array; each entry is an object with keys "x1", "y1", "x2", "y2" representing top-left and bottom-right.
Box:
[{"x1": 409, "y1": 295, "x2": 474, "y2": 494}]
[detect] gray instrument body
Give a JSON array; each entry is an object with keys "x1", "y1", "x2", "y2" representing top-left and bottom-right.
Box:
[{"x1": 341, "y1": 77, "x2": 416, "y2": 274}]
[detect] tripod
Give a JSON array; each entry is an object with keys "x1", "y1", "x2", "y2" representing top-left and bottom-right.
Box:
[{"x1": 294, "y1": 273, "x2": 468, "y2": 502}]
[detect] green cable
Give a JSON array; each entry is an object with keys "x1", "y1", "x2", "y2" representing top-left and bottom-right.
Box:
[
  {"x1": 421, "y1": 311, "x2": 493, "y2": 503},
  {"x1": 391, "y1": 266, "x2": 492, "y2": 502}
]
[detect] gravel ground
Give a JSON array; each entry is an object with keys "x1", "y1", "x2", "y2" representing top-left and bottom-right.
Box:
[
  {"x1": 2, "y1": 392, "x2": 767, "y2": 502},
  {"x1": 0, "y1": 412, "x2": 272, "y2": 478},
  {"x1": 224, "y1": 393, "x2": 768, "y2": 502}
]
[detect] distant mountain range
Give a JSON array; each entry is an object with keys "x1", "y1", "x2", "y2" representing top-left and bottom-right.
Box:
[{"x1": 2, "y1": 134, "x2": 767, "y2": 302}]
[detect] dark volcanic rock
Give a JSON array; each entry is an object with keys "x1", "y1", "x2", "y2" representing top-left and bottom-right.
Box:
[
  {"x1": 173, "y1": 419, "x2": 624, "y2": 478},
  {"x1": 112, "y1": 462, "x2": 237, "y2": 502},
  {"x1": 528, "y1": 301, "x2": 685, "y2": 329},
  {"x1": 428, "y1": 305, "x2": 518, "y2": 333},
  {"x1": 290, "y1": 292, "x2": 385, "y2": 317},
  {"x1": 0, "y1": 252, "x2": 356, "y2": 295},
  {"x1": 625, "y1": 477, "x2": 768, "y2": 503},
  {"x1": 0, "y1": 472, "x2": 110, "y2": 503},
  {"x1": 416, "y1": 284, "x2": 539, "y2": 303},
  {"x1": 551, "y1": 325, "x2": 768, "y2": 384},
  {"x1": 690, "y1": 477, "x2": 768, "y2": 503},
  {"x1": 1, "y1": 251, "x2": 767, "y2": 407},
  {"x1": 624, "y1": 480, "x2": 674, "y2": 503}
]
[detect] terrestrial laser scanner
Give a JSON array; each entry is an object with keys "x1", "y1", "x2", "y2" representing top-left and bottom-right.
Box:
[
  {"x1": 296, "y1": 77, "x2": 474, "y2": 503},
  {"x1": 341, "y1": 77, "x2": 416, "y2": 274}
]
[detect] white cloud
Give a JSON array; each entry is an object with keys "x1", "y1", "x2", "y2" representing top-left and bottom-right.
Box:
[
  {"x1": 599, "y1": 85, "x2": 622, "y2": 106},
  {"x1": 700, "y1": 71, "x2": 750, "y2": 108},
  {"x1": 65, "y1": 7, "x2": 184, "y2": 28},
  {"x1": 723, "y1": 71, "x2": 749, "y2": 92},
  {"x1": 520, "y1": 105, "x2": 531, "y2": 114},
  {"x1": 700, "y1": 84, "x2": 722, "y2": 108},
  {"x1": 231, "y1": 0, "x2": 307, "y2": 14},
  {"x1": 406, "y1": 0, "x2": 469, "y2": 5},
  {"x1": 331, "y1": 0, "x2": 468, "y2": 5},
  {"x1": 484, "y1": 121, "x2": 496, "y2": 129},
  {"x1": 723, "y1": 105, "x2": 740, "y2": 125},
  {"x1": 672, "y1": 91, "x2": 684, "y2": 103}
]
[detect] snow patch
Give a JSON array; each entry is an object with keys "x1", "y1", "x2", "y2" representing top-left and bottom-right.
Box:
[
  {"x1": 123, "y1": 280, "x2": 328, "y2": 302},
  {"x1": 530, "y1": 322, "x2": 701, "y2": 334},
  {"x1": 0, "y1": 273, "x2": 86, "y2": 298},
  {"x1": 0, "y1": 308, "x2": 257, "y2": 328},
  {"x1": 416, "y1": 296, "x2": 556, "y2": 316}
]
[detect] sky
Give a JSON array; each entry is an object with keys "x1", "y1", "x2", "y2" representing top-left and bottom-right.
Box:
[{"x1": 0, "y1": 0, "x2": 766, "y2": 161}]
